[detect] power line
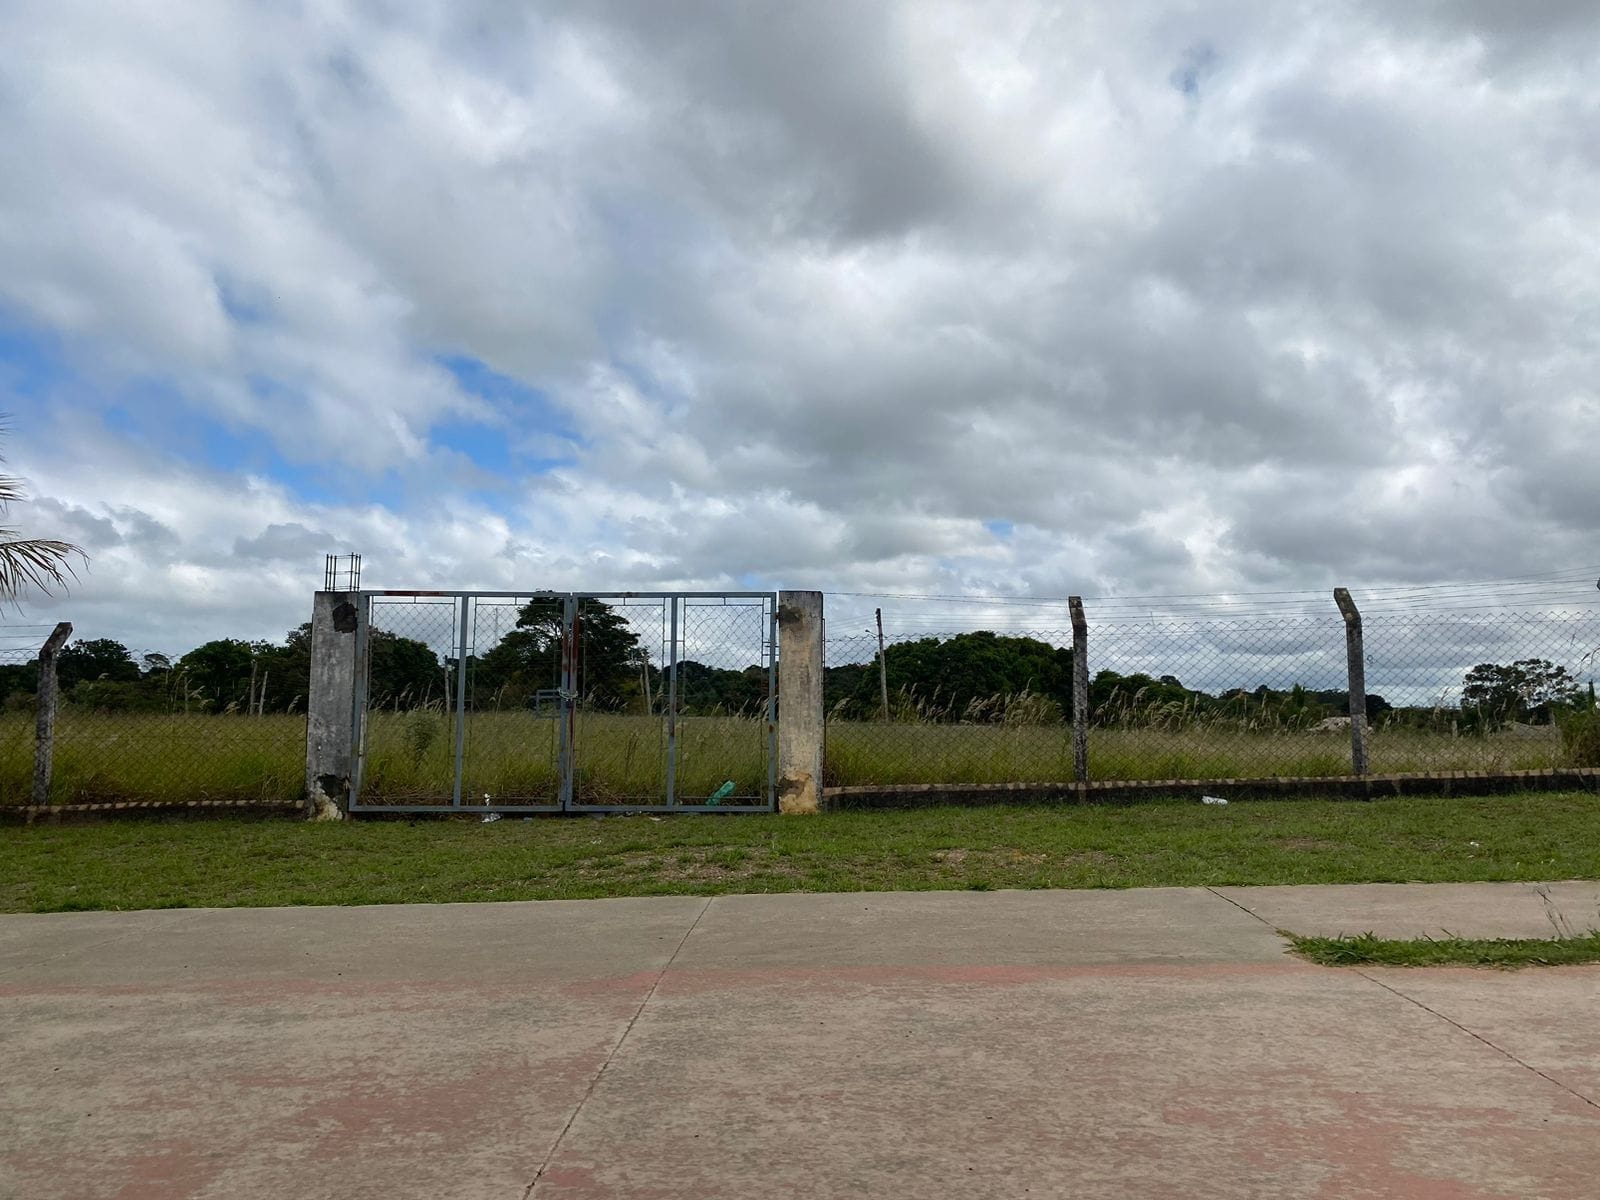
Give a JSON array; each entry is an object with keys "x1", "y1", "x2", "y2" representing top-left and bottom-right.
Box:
[{"x1": 824, "y1": 564, "x2": 1600, "y2": 608}]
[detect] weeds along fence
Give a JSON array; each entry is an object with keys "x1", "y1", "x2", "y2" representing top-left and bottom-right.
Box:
[
  {"x1": 6, "y1": 594, "x2": 779, "y2": 811},
  {"x1": 823, "y1": 598, "x2": 1600, "y2": 790},
  {"x1": 9, "y1": 587, "x2": 1600, "y2": 809},
  {"x1": 0, "y1": 624, "x2": 306, "y2": 808}
]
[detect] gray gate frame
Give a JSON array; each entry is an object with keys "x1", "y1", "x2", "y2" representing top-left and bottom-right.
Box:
[{"x1": 347, "y1": 590, "x2": 778, "y2": 814}]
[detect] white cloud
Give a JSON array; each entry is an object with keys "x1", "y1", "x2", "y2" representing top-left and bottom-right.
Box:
[{"x1": 1, "y1": 0, "x2": 1598, "y2": 654}]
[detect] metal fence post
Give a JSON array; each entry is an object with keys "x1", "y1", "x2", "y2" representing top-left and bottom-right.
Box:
[
  {"x1": 348, "y1": 594, "x2": 371, "y2": 806},
  {"x1": 666, "y1": 597, "x2": 679, "y2": 806},
  {"x1": 1334, "y1": 588, "x2": 1369, "y2": 776},
  {"x1": 559, "y1": 595, "x2": 577, "y2": 810},
  {"x1": 451, "y1": 596, "x2": 471, "y2": 808},
  {"x1": 32, "y1": 622, "x2": 72, "y2": 807},
  {"x1": 1069, "y1": 597, "x2": 1089, "y2": 784}
]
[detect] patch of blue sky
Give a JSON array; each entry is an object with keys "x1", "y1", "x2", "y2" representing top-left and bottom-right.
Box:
[
  {"x1": 431, "y1": 417, "x2": 516, "y2": 474},
  {"x1": 99, "y1": 379, "x2": 384, "y2": 507},
  {"x1": 434, "y1": 353, "x2": 583, "y2": 478},
  {"x1": 0, "y1": 322, "x2": 77, "y2": 432},
  {"x1": 437, "y1": 352, "x2": 580, "y2": 437},
  {"x1": 986, "y1": 519, "x2": 1016, "y2": 539}
]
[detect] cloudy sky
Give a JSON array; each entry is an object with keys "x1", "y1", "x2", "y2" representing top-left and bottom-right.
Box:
[{"x1": 2, "y1": 0, "x2": 1599, "y2": 657}]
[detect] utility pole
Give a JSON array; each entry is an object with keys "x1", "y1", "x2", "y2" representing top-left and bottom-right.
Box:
[{"x1": 875, "y1": 608, "x2": 890, "y2": 722}]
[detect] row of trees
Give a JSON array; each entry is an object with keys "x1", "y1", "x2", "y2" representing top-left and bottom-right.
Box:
[
  {"x1": 0, "y1": 599, "x2": 769, "y2": 717},
  {"x1": 0, "y1": 626, "x2": 445, "y2": 716},
  {"x1": 3, "y1": 613, "x2": 1591, "y2": 728},
  {"x1": 822, "y1": 632, "x2": 1594, "y2": 730}
]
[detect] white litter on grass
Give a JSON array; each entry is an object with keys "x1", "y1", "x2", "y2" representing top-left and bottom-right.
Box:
[
  {"x1": 1200, "y1": 795, "x2": 1228, "y2": 806},
  {"x1": 482, "y1": 812, "x2": 502, "y2": 823}
]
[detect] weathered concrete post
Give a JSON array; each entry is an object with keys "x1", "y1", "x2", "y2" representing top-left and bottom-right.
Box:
[
  {"x1": 776, "y1": 590, "x2": 824, "y2": 814},
  {"x1": 1333, "y1": 587, "x2": 1369, "y2": 776},
  {"x1": 305, "y1": 591, "x2": 358, "y2": 820},
  {"x1": 1069, "y1": 597, "x2": 1089, "y2": 785},
  {"x1": 32, "y1": 622, "x2": 73, "y2": 807}
]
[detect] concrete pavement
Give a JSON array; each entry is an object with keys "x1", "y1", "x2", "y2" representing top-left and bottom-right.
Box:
[
  {"x1": 1, "y1": 885, "x2": 1597, "y2": 1199},
  {"x1": 1213, "y1": 880, "x2": 1600, "y2": 940}
]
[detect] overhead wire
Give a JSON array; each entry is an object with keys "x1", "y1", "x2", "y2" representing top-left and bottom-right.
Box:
[
  {"x1": 827, "y1": 562, "x2": 1600, "y2": 604},
  {"x1": 825, "y1": 566, "x2": 1600, "y2": 621}
]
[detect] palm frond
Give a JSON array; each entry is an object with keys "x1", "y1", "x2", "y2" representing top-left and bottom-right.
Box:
[
  {"x1": 0, "y1": 536, "x2": 84, "y2": 599},
  {"x1": 0, "y1": 418, "x2": 88, "y2": 599}
]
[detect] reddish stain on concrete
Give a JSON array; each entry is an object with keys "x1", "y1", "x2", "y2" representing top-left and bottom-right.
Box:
[
  {"x1": 559, "y1": 969, "x2": 669, "y2": 1000},
  {"x1": 107, "y1": 1140, "x2": 218, "y2": 1200},
  {"x1": 1163, "y1": 1086, "x2": 1561, "y2": 1199},
  {"x1": 653, "y1": 960, "x2": 1308, "y2": 996},
  {"x1": 536, "y1": 1161, "x2": 728, "y2": 1200},
  {"x1": 291, "y1": 1050, "x2": 601, "y2": 1163},
  {"x1": 0, "y1": 978, "x2": 535, "y2": 1002}
]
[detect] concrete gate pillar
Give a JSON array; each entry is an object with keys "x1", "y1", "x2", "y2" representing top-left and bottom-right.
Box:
[
  {"x1": 304, "y1": 591, "x2": 358, "y2": 820},
  {"x1": 777, "y1": 591, "x2": 824, "y2": 814}
]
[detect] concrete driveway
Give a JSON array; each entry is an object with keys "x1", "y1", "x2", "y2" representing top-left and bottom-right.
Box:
[{"x1": 2, "y1": 884, "x2": 1598, "y2": 1199}]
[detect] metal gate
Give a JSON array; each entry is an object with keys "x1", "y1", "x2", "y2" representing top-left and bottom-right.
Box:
[{"x1": 348, "y1": 591, "x2": 777, "y2": 813}]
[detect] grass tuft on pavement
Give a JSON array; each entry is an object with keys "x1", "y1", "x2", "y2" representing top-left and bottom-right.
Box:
[{"x1": 1290, "y1": 929, "x2": 1600, "y2": 968}]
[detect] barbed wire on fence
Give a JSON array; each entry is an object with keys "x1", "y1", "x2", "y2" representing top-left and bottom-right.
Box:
[{"x1": 823, "y1": 599, "x2": 1600, "y2": 788}]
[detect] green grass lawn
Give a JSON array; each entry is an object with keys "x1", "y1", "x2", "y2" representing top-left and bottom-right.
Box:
[
  {"x1": 1290, "y1": 930, "x2": 1600, "y2": 968},
  {"x1": 4, "y1": 791, "x2": 1597, "y2": 913}
]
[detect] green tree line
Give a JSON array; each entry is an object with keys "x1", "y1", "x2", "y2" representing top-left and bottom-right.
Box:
[
  {"x1": 4, "y1": 616, "x2": 1589, "y2": 729},
  {"x1": 824, "y1": 632, "x2": 1593, "y2": 731},
  {"x1": 0, "y1": 599, "x2": 770, "y2": 717}
]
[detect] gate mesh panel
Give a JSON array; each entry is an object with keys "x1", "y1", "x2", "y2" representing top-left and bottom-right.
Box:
[
  {"x1": 674, "y1": 598, "x2": 773, "y2": 806},
  {"x1": 571, "y1": 596, "x2": 670, "y2": 807},
  {"x1": 358, "y1": 597, "x2": 461, "y2": 804}
]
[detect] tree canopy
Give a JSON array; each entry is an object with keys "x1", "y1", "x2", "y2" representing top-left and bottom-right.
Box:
[
  {"x1": 472, "y1": 598, "x2": 645, "y2": 711},
  {"x1": 828, "y1": 631, "x2": 1075, "y2": 721},
  {"x1": 1461, "y1": 659, "x2": 1580, "y2": 724}
]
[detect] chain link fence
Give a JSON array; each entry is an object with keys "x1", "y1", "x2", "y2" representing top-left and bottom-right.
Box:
[
  {"x1": 9, "y1": 593, "x2": 1597, "y2": 807},
  {"x1": 353, "y1": 592, "x2": 775, "y2": 810},
  {"x1": 0, "y1": 645, "x2": 38, "y2": 804},
  {"x1": 1, "y1": 631, "x2": 307, "y2": 807},
  {"x1": 673, "y1": 597, "x2": 775, "y2": 806},
  {"x1": 825, "y1": 605, "x2": 1600, "y2": 788}
]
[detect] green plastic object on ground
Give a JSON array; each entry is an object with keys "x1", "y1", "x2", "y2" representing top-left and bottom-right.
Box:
[{"x1": 706, "y1": 781, "x2": 737, "y2": 806}]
